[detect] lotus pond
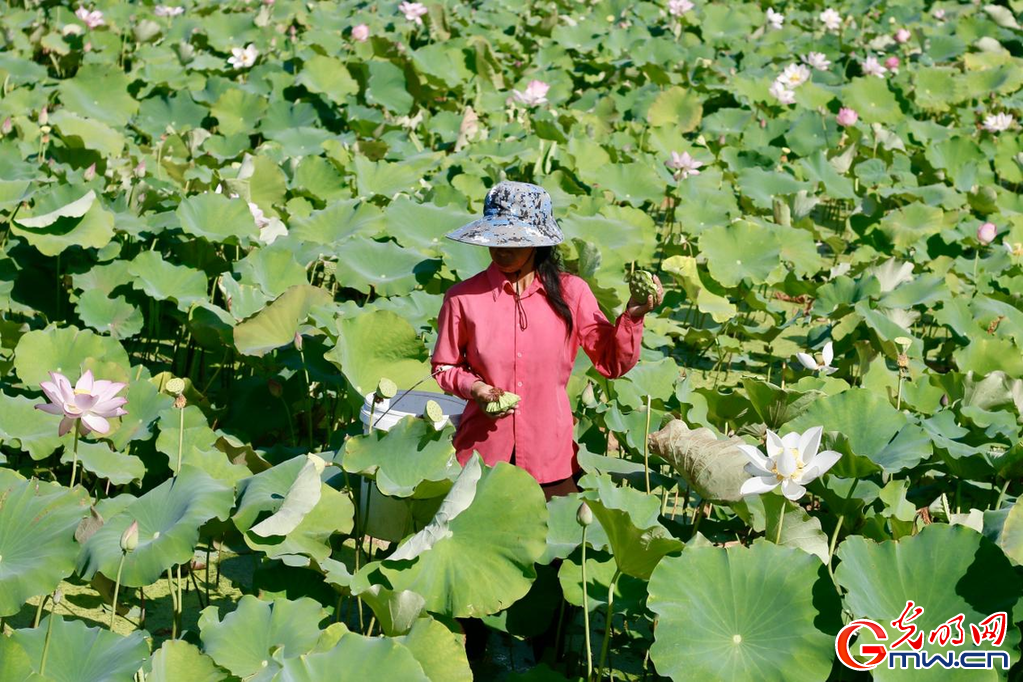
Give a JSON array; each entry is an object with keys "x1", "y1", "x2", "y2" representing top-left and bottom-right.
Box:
[{"x1": 1, "y1": 0, "x2": 1023, "y2": 680}]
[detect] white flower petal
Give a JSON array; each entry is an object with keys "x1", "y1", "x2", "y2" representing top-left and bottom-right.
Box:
[
  {"x1": 740, "y1": 476, "x2": 780, "y2": 497},
  {"x1": 738, "y1": 445, "x2": 772, "y2": 475},
  {"x1": 822, "y1": 341, "x2": 834, "y2": 367},
  {"x1": 776, "y1": 447, "x2": 797, "y2": 478},
  {"x1": 801, "y1": 449, "x2": 842, "y2": 481},
  {"x1": 797, "y1": 426, "x2": 823, "y2": 467},
  {"x1": 781, "y1": 479, "x2": 807, "y2": 500},
  {"x1": 765, "y1": 430, "x2": 785, "y2": 458},
  {"x1": 795, "y1": 353, "x2": 819, "y2": 371}
]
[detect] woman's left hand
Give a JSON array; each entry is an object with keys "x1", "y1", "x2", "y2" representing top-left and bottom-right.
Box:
[{"x1": 626, "y1": 274, "x2": 665, "y2": 318}]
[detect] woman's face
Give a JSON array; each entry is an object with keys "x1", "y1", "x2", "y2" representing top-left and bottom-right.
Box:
[{"x1": 489, "y1": 247, "x2": 535, "y2": 273}]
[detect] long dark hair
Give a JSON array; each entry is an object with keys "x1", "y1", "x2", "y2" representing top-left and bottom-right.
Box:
[{"x1": 535, "y1": 246, "x2": 573, "y2": 335}]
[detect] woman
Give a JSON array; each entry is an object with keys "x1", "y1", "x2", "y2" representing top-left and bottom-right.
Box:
[{"x1": 432, "y1": 180, "x2": 663, "y2": 500}]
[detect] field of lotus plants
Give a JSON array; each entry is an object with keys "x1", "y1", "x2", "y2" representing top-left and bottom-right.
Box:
[{"x1": 1, "y1": 0, "x2": 1022, "y2": 679}]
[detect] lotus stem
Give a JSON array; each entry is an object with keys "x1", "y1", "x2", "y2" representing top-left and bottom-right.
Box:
[
  {"x1": 39, "y1": 607, "x2": 56, "y2": 675},
  {"x1": 110, "y1": 552, "x2": 126, "y2": 629},
  {"x1": 775, "y1": 502, "x2": 786, "y2": 545},
  {"x1": 973, "y1": 250, "x2": 979, "y2": 280},
  {"x1": 33, "y1": 594, "x2": 48, "y2": 628},
  {"x1": 595, "y1": 568, "x2": 622, "y2": 681},
  {"x1": 69, "y1": 426, "x2": 80, "y2": 489},
  {"x1": 176, "y1": 564, "x2": 184, "y2": 635},
  {"x1": 642, "y1": 394, "x2": 652, "y2": 495},
  {"x1": 166, "y1": 568, "x2": 177, "y2": 639},
  {"x1": 581, "y1": 525, "x2": 593, "y2": 680},
  {"x1": 298, "y1": 345, "x2": 314, "y2": 446},
  {"x1": 176, "y1": 401, "x2": 184, "y2": 473}
]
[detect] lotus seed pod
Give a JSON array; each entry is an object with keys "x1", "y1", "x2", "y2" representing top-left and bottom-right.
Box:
[
  {"x1": 376, "y1": 377, "x2": 397, "y2": 400},
  {"x1": 120, "y1": 520, "x2": 139, "y2": 552},
  {"x1": 166, "y1": 377, "x2": 185, "y2": 395},
  {"x1": 484, "y1": 391, "x2": 521, "y2": 414},
  {"x1": 576, "y1": 502, "x2": 593, "y2": 526},
  {"x1": 424, "y1": 399, "x2": 444, "y2": 423},
  {"x1": 894, "y1": 336, "x2": 912, "y2": 352},
  {"x1": 626, "y1": 269, "x2": 657, "y2": 300}
]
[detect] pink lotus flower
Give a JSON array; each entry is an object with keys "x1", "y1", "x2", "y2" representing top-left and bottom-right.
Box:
[
  {"x1": 35, "y1": 370, "x2": 128, "y2": 436},
  {"x1": 837, "y1": 107, "x2": 858, "y2": 126},
  {"x1": 769, "y1": 80, "x2": 795, "y2": 105},
  {"x1": 352, "y1": 23, "x2": 370, "y2": 41},
  {"x1": 399, "y1": 1, "x2": 428, "y2": 24},
  {"x1": 894, "y1": 28, "x2": 911, "y2": 43},
  {"x1": 666, "y1": 151, "x2": 703, "y2": 179},
  {"x1": 1, "y1": 118, "x2": 11, "y2": 135},
  {"x1": 668, "y1": 0, "x2": 695, "y2": 16},
  {"x1": 75, "y1": 7, "x2": 105, "y2": 29},
  {"x1": 862, "y1": 55, "x2": 887, "y2": 77},
  {"x1": 884, "y1": 56, "x2": 900, "y2": 73},
  {"x1": 933, "y1": 8, "x2": 945, "y2": 20},
  {"x1": 977, "y1": 222, "x2": 997, "y2": 245},
  {"x1": 513, "y1": 79, "x2": 550, "y2": 107}
]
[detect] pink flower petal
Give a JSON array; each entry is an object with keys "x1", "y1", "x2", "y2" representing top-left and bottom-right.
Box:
[
  {"x1": 74, "y1": 393, "x2": 99, "y2": 412},
  {"x1": 58, "y1": 416, "x2": 76, "y2": 437},
  {"x1": 75, "y1": 369, "x2": 95, "y2": 394},
  {"x1": 35, "y1": 402, "x2": 65, "y2": 415},
  {"x1": 82, "y1": 413, "x2": 110, "y2": 434}
]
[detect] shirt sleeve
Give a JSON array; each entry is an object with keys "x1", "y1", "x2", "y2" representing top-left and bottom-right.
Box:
[
  {"x1": 431, "y1": 292, "x2": 482, "y2": 400},
  {"x1": 572, "y1": 278, "x2": 644, "y2": 379}
]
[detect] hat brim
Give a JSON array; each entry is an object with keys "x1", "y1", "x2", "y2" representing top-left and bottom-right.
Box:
[{"x1": 445, "y1": 215, "x2": 564, "y2": 248}]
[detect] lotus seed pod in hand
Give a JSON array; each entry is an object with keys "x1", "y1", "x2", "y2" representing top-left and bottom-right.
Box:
[
  {"x1": 376, "y1": 377, "x2": 397, "y2": 400},
  {"x1": 576, "y1": 502, "x2": 593, "y2": 526},
  {"x1": 120, "y1": 520, "x2": 139, "y2": 552},
  {"x1": 626, "y1": 269, "x2": 657, "y2": 300},
  {"x1": 484, "y1": 391, "x2": 520, "y2": 414}
]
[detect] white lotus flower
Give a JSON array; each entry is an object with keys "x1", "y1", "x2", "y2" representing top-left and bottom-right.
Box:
[
  {"x1": 666, "y1": 151, "x2": 703, "y2": 179},
  {"x1": 738, "y1": 426, "x2": 842, "y2": 500},
  {"x1": 513, "y1": 79, "x2": 550, "y2": 107},
  {"x1": 795, "y1": 341, "x2": 837, "y2": 375},
  {"x1": 75, "y1": 7, "x2": 105, "y2": 29},
  {"x1": 862, "y1": 54, "x2": 887, "y2": 77},
  {"x1": 765, "y1": 7, "x2": 784, "y2": 29},
  {"x1": 154, "y1": 5, "x2": 185, "y2": 17},
  {"x1": 1004, "y1": 240, "x2": 1023, "y2": 259},
  {"x1": 819, "y1": 8, "x2": 842, "y2": 30},
  {"x1": 248, "y1": 202, "x2": 271, "y2": 229},
  {"x1": 982, "y1": 113, "x2": 1014, "y2": 133},
  {"x1": 35, "y1": 370, "x2": 128, "y2": 436},
  {"x1": 668, "y1": 0, "x2": 694, "y2": 16},
  {"x1": 777, "y1": 63, "x2": 811, "y2": 89},
  {"x1": 802, "y1": 52, "x2": 831, "y2": 70},
  {"x1": 228, "y1": 44, "x2": 259, "y2": 69},
  {"x1": 769, "y1": 80, "x2": 796, "y2": 104},
  {"x1": 399, "y1": 1, "x2": 428, "y2": 24}
]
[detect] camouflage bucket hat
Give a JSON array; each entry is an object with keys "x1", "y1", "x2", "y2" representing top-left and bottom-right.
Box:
[{"x1": 445, "y1": 181, "x2": 564, "y2": 247}]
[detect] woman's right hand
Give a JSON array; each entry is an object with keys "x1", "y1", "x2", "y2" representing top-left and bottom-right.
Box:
[{"x1": 470, "y1": 381, "x2": 517, "y2": 419}]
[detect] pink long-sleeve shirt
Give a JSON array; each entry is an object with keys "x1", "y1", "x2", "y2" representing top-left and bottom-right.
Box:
[{"x1": 432, "y1": 262, "x2": 644, "y2": 484}]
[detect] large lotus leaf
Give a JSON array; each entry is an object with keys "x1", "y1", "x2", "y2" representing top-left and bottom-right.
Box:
[
  {"x1": 741, "y1": 493, "x2": 828, "y2": 562},
  {"x1": 954, "y1": 337, "x2": 1023, "y2": 378},
  {"x1": 836, "y1": 525, "x2": 1022, "y2": 681},
  {"x1": 75, "y1": 289, "x2": 144, "y2": 340},
  {"x1": 290, "y1": 199, "x2": 384, "y2": 246},
  {"x1": 136, "y1": 93, "x2": 208, "y2": 139},
  {"x1": 11, "y1": 200, "x2": 115, "y2": 257},
  {"x1": 211, "y1": 88, "x2": 267, "y2": 136},
  {"x1": 340, "y1": 417, "x2": 460, "y2": 498},
  {"x1": 540, "y1": 492, "x2": 610, "y2": 564},
  {"x1": 154, "y1": 404, "x2": 249, "y2": 484},
  {"x1": 11, "y1": 616, "x2": 149, "y2": 682},
  {"x1": 297, "y1": 55, "x2": 359, "y2": 105},
  {"x1": 0, "y1": 637, "x2": 34, "y2": 681},
  {"x1": 366, "y1": 60, "x2": 414, "y2": 114},
  {"x1": 983, "y1": 499, "x2": 1023, "y2": 566},
  {"x1": 234, "y1": 455, "x2": 323, "y2": 538},
  {"x1": 127, "y1": 251, "x2": 208, "y2": 310},
  {"x1": 841, "y1": 77, "x2": 901, "y2": 124},
  {"x1": 146, "y1": 640, "x2": 227, "y2": 682},
  {"x1": 648, "y1": 542, "x2": 839, "y2": 682},
  {"x1": 396, "y1": 617, "x2": 473, "y2": 682},
  {"x1": 741, "y1": 379, "x2": 824, "y2": 429},
  {"x1": 661, "y1": 255, "x2": 737, "y2": 323},
  {"x1": 383, "y1": 197, "x2": 473, "y2": 256},
  {"x1": 352, "y1": 457, "x2": 547, "y2": 618},
  {"x1": 579, "y1": 474, "x2": 683, "y2": 579},
  {"x1": 648, "y1": 419, "x2": 750, "y2": 503},
  {"x1": 786, "y1": 388, "x2": 906, "y2": 475},
  {"x1": 914, "y1": 67, "x2": 966, "y2": 112},
  {"x1": 177, "y1": 192, "x2": 260, "y2": 244},
  {"x1": 647, "y1": 86, "x2": 703, "y2": 131},
  {"x1": 699, "y1": 220, "x2": 782, "y2": 287},
  {"x1": 878, "y1": 202, "x2": 946, "y2": 251},
  {"x1": 325, "y1": 309, "x2": 432, "y2": 397},
  {"x1": 0, "y1": 471, "x2": 89, "y2": 616},
  {"x1": 219, "y1": 274, "x2": 274, "y2": 321},
  {"x1": 272, "y1": 628, "x2": 430, "y2": 682},
  {"x1": 106, "y1": 371, "x2": 174, "y2": 450},
  {"x1": 335, "y1": 237, "x2": 439, "y2": 297},
  {"x1": 198, "y1": 595, "x2": 327, "y2": 680},
  {"x1": 353, "y1": 154, "x2": 443, "y2": 200},
  {"x1": 0, "y1": 393, "x2": 66, "y2": 460},
  {"x1": 77, "y1": 465, "x2": 234, "y2": 587},
  {"x1": 50, "y1": 110, "x2": 125, "y2": 157},
  {"x1": 14, "y1": 190, "x2": 95, "y2": 228},
  {"x1": 234, "y1": 285, "x2": 333, "y2": 357},
  {"x1": 235, "y1": 247, "x2": 309, "y2": 299},
  {"x1": 13, "y1": 324, "x2": 131, "y2": 387},
  {"x1": 557, "y1": 547, "x2": 648, "y2": 614},
  {"x1": 359, "y1": 585, "x2": 427, "y2": 637},
  {"x1": 61, "y1": 440, "x2": 145, "y2": 486},
  {"x1": 243, "y1": 484, "x2": 354, "y2": 564},
  {"x1": 0, "y1": 179, "x2": 31, "y2": 213},
  {"x1": 736, "y1": 168, "x2": 811, "y2": 210},
  {"x1": 57, "y1": 64, "x2": 138, "y2": 126},
  {"x1": 613, "y1": 357, "x2": 680, "y2": 410}
]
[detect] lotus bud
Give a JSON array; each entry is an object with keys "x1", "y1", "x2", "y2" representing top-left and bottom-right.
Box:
[
  {"x1": 268, "y1": 378, "x2": 283, "y2": 398},
  {"x1": 120, "y1": 520, "x2": 139, "y2": 552},
  {"x1": 52, "y1": 588, "x2": 63, "y2": 604},
  {"x1": 1, "y1": 117, "x2": 10, "y2": 135},
  {"x1": 884, "y1": 56, "x2": 900, "y2": 71},
  {"x1": 894, "y1": 28, "x2": 910, "y2": 43},
  {"x1": 940, "y1": 393, "x2": 949, "y2": 407},
  {"x1": 837, "y1": 107, "x2": 858, "y2": 127},
  {"x1": 294, "y1": 332, "x2": 303, "y2": 351},
  {"x1": 375, "y1": 377, "x2": 397, "y2": 401},
  {"x1": 134, "y1": 160, "x2": 146, "y2": 178},
  {"x1": 174, "y1": 393, "x2": 187, "y2": 409},
  {"x1": 39, "y1": 106, "x2": 48, "y2": 125},
  {"x1": 84, "y1": 163, "x2": 96, "y2": 181},
  {"x1": 581, "y1": 381, "x2": 598, "y2": 408},
  {"x1": 576, "y1": 502, "x2": 593, "y2": 527},
  {"x1": 977, "y1": 221, "x2": 997, "y2": 245}
]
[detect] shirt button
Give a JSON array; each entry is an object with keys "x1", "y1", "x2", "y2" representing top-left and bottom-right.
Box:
[
  {"x1": 516, "y1": 352, "x2": 522, "y2": 358},
  {"x1": 517, "y1": 381, "x2": 523, "y2": 387}
]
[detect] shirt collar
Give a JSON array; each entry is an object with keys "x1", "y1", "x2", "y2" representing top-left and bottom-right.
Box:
[{"x1": 485, "y1": 261, "x2": 546, "y2": 301}]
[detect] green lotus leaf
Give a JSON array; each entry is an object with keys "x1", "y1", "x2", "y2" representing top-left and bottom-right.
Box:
[
  {"x1": 591, "y1": 162, "x2": 664, "y2": 207},
  {"x1": 219, "y1": 274, "x2": 273, "y2": 320},
  {"x1": 741, "y1": 379, "x2": 824, "y2": 429},
  {"x1": 127, "y1": 251, "x2": 208, "y2": 310},
  {"x1": 383, "y1": 197, "x2": 473, "y2": 256},
  {"x1": 106, "y1": 370, "x2": 174, "y2": 451},
  {"x1": 541, "y1": 492, "x2": 610, "y2": 564},
  {"x1": 198, "y1": 595, "x2": 327, "y2": 680},
  {"x1": 648, "y1": 419, "x2": 751, "y2": 504},
  {"x1": 647, "y1": 86, "x2": 703, "y2": 131},
  {"x1": 0, "y1": 471, "x2": 89, "y2": 616},
  {"x1": 136, "y1": 93, "x2": 208, "y2": 139},
  {"x1": 800, "y1": 150, "x2": 856, "y2": 200},
  {"x1": 741, "y1": 493, "x2": 828, "y2": 562},
  {"x1": 334, "y1": 237, "x2": 438, "y2": 297},
  {"x1": 292, "y1": 156, "x2": 348, "y2": 204},
  {"x1": 353, "y1": 456, "x2": 547, "y2": 618},
  {"x1": 0, "y1": 179, "x2": 31, "y2": 213},
  {"x1": 146, "y1": 640, "x2": 227, "y2": 682},
  {"x1": 983, "y1": 498, "x2": 1023, "y2": 566},
  {"x1": 325, "y1": 309, "x2": 432, "y2": 397},
  {"x1": 339, "y1": 417, "x2": 460, "y2": 498},
  {"x1": 0, "y1": 393, "x2": 66, "y2": 460},
  {"x1": 736, "y1": 168, "x2": 811, "y2": 210},
  {"x1": 872, "y1": 423, "x2": 933, "y2": 474},
  {"x1": 877, "y1": 202, "x2": 946, "y2": 250},
  {"x1": 70, "y1": 260, "x2": 133, "y2": 298},
  {"x1": 290, "y1": 199, "x2": 384, "y2": 246},
  {"x1": 913, "y1": 67, "x2": 966, "y2": 112},
  {"x1": 234, "y1": 455, "x2": 323, "y2": 538},
  {"x1": 11, "y1": 199, "x2": 115, "y2": 258},
  {"x1": 954, "y1": 337, "x2": 1023, "y2": 378},
  {"x1": 211, "y1": 88, "x2": 267, "y2": 136},
  {"x1": 579, "y1": 474, "x2": 683, "y2": 579},
  {"x1": 396, "y1": 616, "x2": 473, "y2": 682},
  {"x1": 77, "y1": 465, "x2": 234, "y2": 587},
  {"x1": 298, "y1": 55, "x2": 359, "y2": 105},
  {"x1": 13, "y1": 324, "x2": 131, "y2": 387},
  {"x1": 661, "y1": 255, "x2": 737, "y2": 323},
  {"x1": 648, "y1": 542, "x2": 839, "y2": 682},
  {"x1": 353, "y1": 154, "x2": 443, "y2": 199},
  {"x1": 613, "y1": 357, "x2": 680, "y2": 410},
  {"x1": 177, "y1": 192, "x2": 259, "y2": 244},
  {"x1": 272, "y1": 627, "x2": 430, "y2": 682},
  {"x1": 50, "y1": 110, "x2": 125, "y2": 157},
  {"x1": 366, "y1": 60, "x2": 414, "y2": 114},
  {"x1": 836, "y1": 524, "x2": 1022, "y2": 680},
  {"x1": 57, "y1": 64, "x2": 138, "y2": 127},
  {"x1": 0, "y1": 636, "x2": 34, "y2": 681},
  {"x1": 358, "y1": 585, "x2": 427, "y2": 636},
  {"x1": 155, "y1": 403, "x2": 249, "y2": 483},
  {"x1": 75, "y1": 289, "x2": 144, "y2": 340},
  {"x1": 700, "y1": 219, "x2": 782, "y2": 288},
  {"x1": 61, "y1": 440, "x2": 145, "y2": 486},
  {"x1": 13, "y1": 190, "x2": 95, "y2": 228},
  {"x1": 841, "y1": 76, "x2": 901, "y2": 124},
  {"x1": 11, "y1": 615, "x2": 149, "y2": 682},
  {"x1": 234, "y1": 246, "x2": 308, "y2": 299},
  {"x1": 234, "y1": 284, "x2": 333, "y2": 357}
]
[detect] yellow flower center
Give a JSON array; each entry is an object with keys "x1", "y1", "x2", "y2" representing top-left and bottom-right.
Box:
[
  {"x1": 1010, "y1": 242, "x2": 1023, "y2": 257},
  {"x1": 771, "y1": 447, "x2": 805, "y2": 481}
]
